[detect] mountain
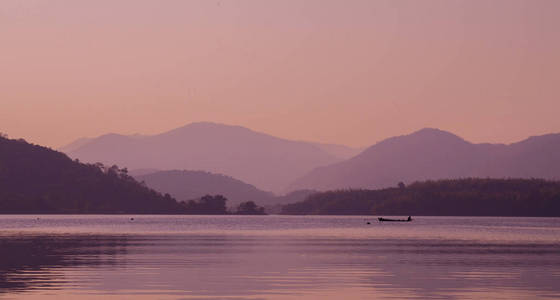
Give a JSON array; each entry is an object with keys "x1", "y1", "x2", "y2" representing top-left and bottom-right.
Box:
[
  {"x1": 0, "y1": 136, "x2": 182, "y2": 213},
  {"x1": 289, "y1": 128, "x2": 560, "y2": 191},
  {"x1": 135, "y1": 170, "x2": 276, "y2": 207},
  {"x1": 63, "y1": 122, "x2": 343, "y2": 192}
]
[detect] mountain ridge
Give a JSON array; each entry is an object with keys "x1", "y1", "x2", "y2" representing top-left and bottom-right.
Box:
[
  {"x1": 289, "y1": 128, "x2": 560, "y2": 191},
  {"x1": 63, "y1": 122, "x2": 358, "y2": 192}
]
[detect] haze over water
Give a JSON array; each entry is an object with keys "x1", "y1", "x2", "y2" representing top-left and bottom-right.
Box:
[{"x1": 1, "y1": 215, "x2": 559, "y2": 299}]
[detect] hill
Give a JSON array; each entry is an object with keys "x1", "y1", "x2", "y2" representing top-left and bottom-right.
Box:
[
  {"x1": 135, "y1": 170, "x2": 276, "y2": 207},
  {"x1": 281, "y1": 178, "x2": 560, "y2": 216},
  {"x1": 289, "y1": 128, "x2": 560, "y2": 191},
  {"x1": 64, "y1": 122, "x2": 345, "y2": 192},
  {"x1": 0, "y1": 136, "x2": 184, "y2": 213}
]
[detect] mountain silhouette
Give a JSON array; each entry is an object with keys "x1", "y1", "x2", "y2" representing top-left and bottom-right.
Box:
[
  {"x1": 64, "y1": 122, "x2": 353, "y2": 192},
  {"x1": 135, "y1": 170, "x2": 276, "y2": 207},
  {"x1": 289, "y1": 128, "x2": 560, "y2": 191}
]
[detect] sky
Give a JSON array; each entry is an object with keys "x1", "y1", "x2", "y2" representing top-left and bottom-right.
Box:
[{"x1": 1, "y1": 0, "x2": 559, "y2": 148}]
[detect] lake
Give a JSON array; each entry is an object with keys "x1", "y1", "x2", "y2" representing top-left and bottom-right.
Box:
[{"x1": 1, "y1": 215, "x2": 559, "y2": 299}]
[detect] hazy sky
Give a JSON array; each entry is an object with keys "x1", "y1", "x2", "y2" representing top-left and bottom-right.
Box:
[{"x1": 1, "y1": 0, "x2": 559, "y2": 148}]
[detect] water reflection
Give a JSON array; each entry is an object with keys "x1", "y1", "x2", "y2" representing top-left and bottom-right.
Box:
[
  {"x1": 1, "y1": 231, "x2": 559, "y2": 299},
  {"x1": 0, "y1": 234, "x2": 129, "y2": 292}
]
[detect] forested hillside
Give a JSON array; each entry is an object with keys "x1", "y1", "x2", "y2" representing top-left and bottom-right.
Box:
[
  {"x1": 282, "y1": 178, "x2": 560, "y2": 216},
  {"x1": 0, "y1": 137, "x2": 181, "y2": 213}
]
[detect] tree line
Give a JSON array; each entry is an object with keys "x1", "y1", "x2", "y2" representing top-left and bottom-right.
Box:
[{"x1": 281, "y1": 178, "x2": 560, "y2": 216}]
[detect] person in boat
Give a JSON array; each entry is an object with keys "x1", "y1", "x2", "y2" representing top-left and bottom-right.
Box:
[{"x1": 378, "y1": 216, "x2": 413, "y2": 222}]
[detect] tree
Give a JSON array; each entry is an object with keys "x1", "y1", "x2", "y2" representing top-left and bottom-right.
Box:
[
  {"x1": 182, "y1": 194, "x2": 228, "y2": 214},
  {"x1": 236, "y1": 201, "x2": 266, "y2": 215}
]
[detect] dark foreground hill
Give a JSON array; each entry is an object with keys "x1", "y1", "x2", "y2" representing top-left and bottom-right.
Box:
[
  {"x1": 0, "y1": 136, "x2": 182, "y2": 213},
  {"x1": 135, "y1": 170, "x2": 276, "y2": 207},
  {"x1": 289, "y1": 129, "x2": 560, "y2": 191},
  {"x1": 282, "y1": 178, "x2": 560, "y2": 216}
]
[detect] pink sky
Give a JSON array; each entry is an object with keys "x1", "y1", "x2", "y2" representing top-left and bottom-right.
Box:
[{"x1": 1, "y1": 0, "x2": 559, "y2": 148}]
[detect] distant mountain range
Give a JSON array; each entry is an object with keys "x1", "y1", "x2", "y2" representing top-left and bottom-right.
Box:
[
  {"x1": 63, "y1": 122, "x2": 360, "y2": 192},
  {"x1": 63, "y1": 124, "x2": 560, "y2": 194},
  {"x1": 289, "y1": 128, "x2": 560, "y2": 191},
  {"x1": 4, "y1": 125, "x2": 560, "y2": 214}
]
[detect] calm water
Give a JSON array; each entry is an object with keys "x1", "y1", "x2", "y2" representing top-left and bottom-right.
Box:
[{"x1": 1, "y1": 215, "x2": 559, "y2": 299}]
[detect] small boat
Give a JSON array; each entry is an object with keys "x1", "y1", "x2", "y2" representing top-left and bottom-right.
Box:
[{"x1": 378, "y1": 216, "x2": 412, "y2": 222}]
